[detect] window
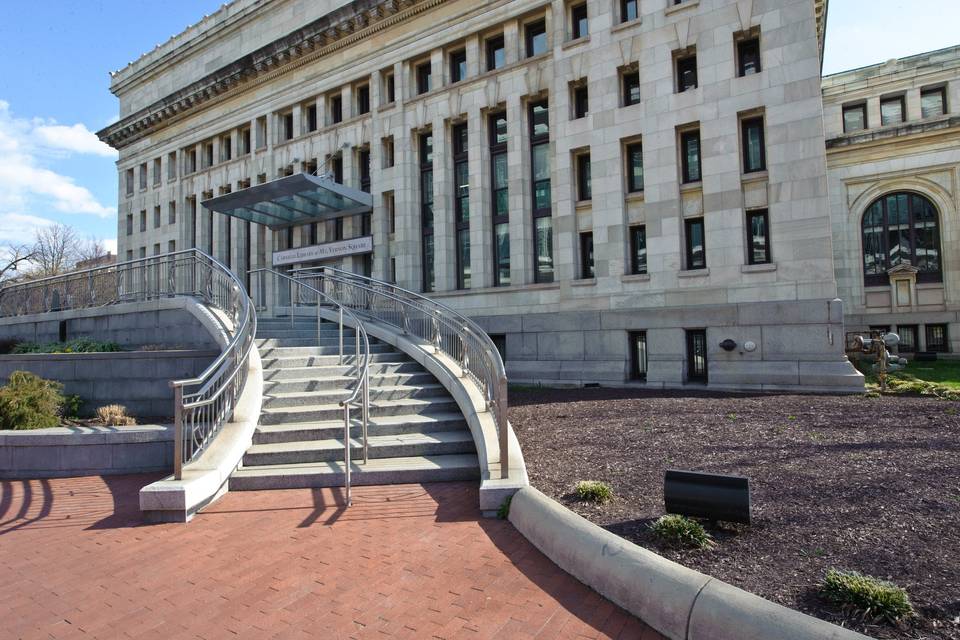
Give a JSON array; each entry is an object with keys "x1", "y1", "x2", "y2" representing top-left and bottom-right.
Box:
[
  {"x1": 282, "y1": 113, "x2": 294, "y2": 141},
  {"x1": 359, "y1": 148, "x2": 371, "y2": 193},
  {"x1": 331, "y1": 154, "x2": 343, "y2": 183},
  {"x1": 571, "y1": 3, "x2": 588, "y2": 39},
  {"x1": 382, "y1": 191, "x2": 395, "y2": 234},
  {"x1": 622, "y1": 67, "x2": 641, "y2": 106},
  {"x1": 572, "y1": 83, "x2": 589, "y2": 119},
  {"x1": 168, "y1": 152, "x2": 178, "y2": 179},
  {"x1": 126, "y1": 214, "x2": 133, "y2": 236},
  {"x1": 926, "y1": 324, "x2": 949, "y2": 352},
  {"x1": 530, "y1": 100, "x2": 553, "y2": 283},
  {"x1": 416, "y1": 62, "x2": 432, "y2": 95},
  {"x1": 490, "y1": 111, "x2": 510, "y2": 286},
  {"x1": 685, "y1": 217, "x2": 705, "y2": 269},
  {"x1": 576, "y1": 152, "x2": 591, "y2": 201},
  {"x1": 629, "y1": 225, "x2": 647, "y2": 274},
  {"x1": 880, "y1": 96, "x2": 905, "y2": 126},
  {"x1": 126, "y1": 250, "x2": 133, "y2": 262},
  {"x1": 383, "y1": 136, "x2": 395, "y2": 168},
  {"x1": 741, "y1": 116, "x2": 766, "y2": 173},
  {"x1": 676, "y1": 52, "x2": 698, "y2": 92},
  {"x1": 686, "y1": 329, "x2": 708, "y2": 382},
  {"x1": 221, "y1": 135, "x2": 233, "y2": 162},
  {"x1": 334, "y1": 217, "x2": 344, "y2": 241},
  {"x1": 737, "y1": 37, "x2": 761, "y2": 76},
  {"x1": 897, "y1": 325, "x2": 917, "y2": 352},
  {"x1": 629, "y1": 331, "x2": 647, "y2": 380},
  {"x1": 843, "y1": 103, "x2": 867, "y2": 133},
  {"x1": 139, "y1": 210, "x2": 147, "y2": 233},
  {"x1": 330, "y1": 95, "x2": 343, "y2": 124},
  {"x1": 306, "y1": 104, "x2": 318, "y2": 132},
  {"x1": 625, "y1": 142, "x2": 644, "y2": 192},
  {"x1": 356, "y1": 85, "x2": 370, "y2": 115},
  {"x1": 125, "y1": 169, "x2": 134, "y2": 196},
  {"x1": 862, "y1": 192, "x2": 941, "y2": 286},
  {"x1": 139, "y1": 247, "x2": 146, "y2": 259},
  {"x1": 579, "y1": 231, "x2": 594, "y2": 279},
  {"x1": 921, "y1": 87, "x2": 946, "y2": 118},
  {"x1": 185, "y1": 149, "x2": 197, "y2": 174},
  {"x1": 491, "y1": 334, "x2": 507, "y2": 362},
  {"x1": 420, "y1": 131, "x2": 434, "y2": 292},
  {"x1": 453, "y1": 122, "x2": 470, "y2": 289},
  {"x1": 154, "y1": 243, "x2": 161, "y2": 256},
  {"x1": 239, "y1": 128, "x2": 251, "y2": 155},
  {"x1": 153, "y1": 158, "x2": 161, "y2": 186},
  {"x1": 139, "y1": 163, "x2": 147, "y2": 189},
  {"x1": 255, "y1": 117, "x2": 267, "y2": 150},
  {"x1": 361, "y1": 213, "x2": 372, "y2": 237},
  {"x1": 746, "y1": 209, "x2": 770, "y2": 265},
  {"x1": 525, "y1": 20, "x2": 547, "y2": 57},
  {"x1": 486, "y1": 35, "x2": 505, "y2": 71},
  {"x1": 384, "y1": 72, "x2": 396, "y2": 104},
  {"x1": 450, "y1": 50, "x2": 467, "y2": 84},
  {"x1": 680, "y1": 129, "x2": 701, "y2": 183},
  {"x1": 203, "y1": 142, "x2": 214, "y2": 168},
  {"x1": 168, "y1": 240, "x2": 176, "y2": 254},
  {"x1": 621, "y1": 0, "x2": 638, "y2": 23},
  {"x1": 168, "y1": 201, "x2": 176, "y2": 225}
]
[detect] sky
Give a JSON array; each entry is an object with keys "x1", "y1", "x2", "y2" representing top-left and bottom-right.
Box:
[{"x1": 0, "y1": 0, "x2": 958, "y2": 255}]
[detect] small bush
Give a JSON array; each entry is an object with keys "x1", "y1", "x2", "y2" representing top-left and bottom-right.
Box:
[
  {"x1": 820, "y1": 569, "x2": 914, "y2": 624},
  {"x1": 497, "y1": 495, "x2": 512, "y2": 520},
  {"x1": 97, "y1": 404, "x2": 136, "y2": 426},
  {"x1": 62, "y1": 394, "x2": 84, "y2": 419},
  {"x1": 650, "y1": 514, "x2": 715, "y2": 549},
  {"x1": 575, "y1": 480, "x2": 613, "y2": 504},
  {"x1": 12, "y1": 338, "x2": 123, "y2": 354},
  {"x1": 0, "y1": 371, "x2": 65, "y2": 430}
]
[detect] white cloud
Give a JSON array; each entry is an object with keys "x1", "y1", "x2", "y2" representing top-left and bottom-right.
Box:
[
  {"x1": 34, "y1": 123, "x2": 118, "y2": 158},
  {"x1": 0, "y1": 101, "x2": 116, "y2": 222},
  {"x1": 0, "y1": 212, "x2": 55, "y2": 245},
  {"x1": 103, "y1": 238, "x2": 118, "y2": 255}
]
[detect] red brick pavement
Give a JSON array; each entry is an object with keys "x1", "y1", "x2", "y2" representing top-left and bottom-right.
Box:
[{"x1": 0, "y1": 476, "x2": 666, "y2": 640}]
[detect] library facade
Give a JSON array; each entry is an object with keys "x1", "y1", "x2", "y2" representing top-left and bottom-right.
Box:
[{"x1": 100, "y1": 0, "x2": 864, "y2": 392}]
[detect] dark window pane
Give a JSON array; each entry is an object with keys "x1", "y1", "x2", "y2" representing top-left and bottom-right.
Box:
[
  {"x1": 621, "y1": 0, "x2": 638, "y2": 22},
  {"x1": 495, "y1": 223, "x2": 511, "y2": 286},
  {"x1": 357, "y1": 86, "x2": 370, "y2": 114},
  {"x1": 422, "y1": 234, "x2": 435, "y2": 292},
  {"x1": 532, "y1": 143, "x2": 550, "y2": 181},
  {"x1": 627, "y1": 143, "x2": 644, "y2": 192},
  {"x1": 843, "y1": 104, "x2": 866, "y2": 132},
  {"x1": 531, "y1": 102, "x2": 550, "y2": 137},
  {"x1": 458, "y1": 228, "x2": 471, "y2": 289},
  {"x1": 897, "y1": 325, "x2": 917, "y2": 352},
  {"x1": 535, "y1": 217, "x2": 553, "y2": 282},
  {"x1": 921, "y1": 89, "x2": 946, "y2": 118},
  {"x1": 494, "y1": 115, "x2": 508, "y2": 144},
  {"x1": 738, "y1": 38, "x2": 761, "y2": 76},
  {"x1": 571, "y1": 4, "x2": 588, "y2": 39},
  {"x1": 681, "y1": 130, "x2": 701, "y2": 183},
  {"x1": 677, "y1": 55, "x2": 697, "y2": 92},
  {"x1": 526, "y1": 20, "x2": 547, "y2": 57},
  {"x1": 747, "y1": 210, "x2": 770, "y2": 265},
  {"x1": 926, "y1": 324, "x2": 948, "y2": 352},
  {"x1": 630, "y1": 225, "x2": 647, "y2": 274},
  {"x1": 687, "y1": 330, "x2": 708, "y2": 382},
  {"x1": 881, "y1": 97, "x2": 904, "y2": 126},
  {"x1": 417, "y1": 63, "x2": 432, "y2": 94},
  {"x1": 450, "y1": 50, "x2": 467, "y2": 83},
  {"x1": 580, "y1": 232, "x2": 594, "y2": 278},
  {"x1": 686, "y1": 218, "x2": 705, "y2": 269},
  {"x1": 742, "y1": 117, "x2": 765, "y2": 173},
  {"x1": 573, "y1": 86, "x2": 589, "y2": 119},
  {"x1": 577, "y1": 154, "x2": 591, "y2": 201},
  {"x1": 487, "y1": 36, "x2": 505, "y2": 71},
  {"x1": 623, "y1": 71, "x2": 641, "y2": 106},
  {"x1": 534, "y1": 181, "x2": 551, "y2": 211},
  {"x1": 493, "y1": 153, "x2": 508, "y2": 191}
]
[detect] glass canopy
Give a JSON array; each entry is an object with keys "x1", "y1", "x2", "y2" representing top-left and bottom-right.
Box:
[{"x1": 201, "y1": 173, "x2": 372, "y2": 229}]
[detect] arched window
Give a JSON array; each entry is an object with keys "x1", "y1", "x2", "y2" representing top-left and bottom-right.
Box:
[{"x1": 862, "y1": 192, "x2": 941, "y2": 286}]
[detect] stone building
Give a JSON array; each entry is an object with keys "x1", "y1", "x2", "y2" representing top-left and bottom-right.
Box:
[
  {"x1": 824, "y1": 45, "x2": 960, "y2": 355},
  {"x1": 99, "y1": 0, "x2": 862, "y2": 392}
]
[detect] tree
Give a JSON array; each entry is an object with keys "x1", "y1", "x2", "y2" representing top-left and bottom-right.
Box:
[
  {"x1": 0, "y1": 243, "x2": 37, "y2": 284},
  {"x1": 76, "y1": 237, "x2": 108, "y2": 264},
  {"x1": 31, "y1": 224, "x2": 79, "y2": 278}
]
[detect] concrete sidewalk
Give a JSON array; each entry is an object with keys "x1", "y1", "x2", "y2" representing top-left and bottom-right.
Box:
[{"x1": 0, "y1": 475, "x2": 664, "y2": 639}]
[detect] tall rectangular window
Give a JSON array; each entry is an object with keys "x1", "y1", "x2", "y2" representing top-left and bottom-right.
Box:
[
  {"x1": 420, "y1": 131, "x2": 435, "y2": 292},
  {"x1": 167, "y1": 152, "x2": 177, "y2": 179},
  {"x1": 450, "y1": 50, "x2": 467, "y2": 84},
  {"x1": 453, "y1": 123, "x2": 470, "y2": 289},
  {"x1": 220, "y1": 136, "x2": 232, "y2": 162},
  {"x1": 571, "y1": 3, "x2": 588, "y2": 39},
  {"x1": 572, "y1": 83, "x2": 589, "y2": 119},
  {"x1": 282, "y1": 113, "x2": 294, "y2": 141},
  {"x1": 622, "y1": 68, "x2": 641, "y2": 106},
  {"x1": 881, "y1": 96, "x2": 905, "y2": 126},
  {"x1": 686, "y1": 329, "x2": 708, "y2": 382},
  {"x1": 240, "y1": 128, "x2": 251, "y2": 155},
  {"x1": 626, "y1": 142, "x2": 643, "y2": 193},
  {"x1": 621, "y1": 0, "x2": 638, "y2": 23},
  {"x1": 681, "y1": 129, "x2": 701, "y2": 183},
  {"x1": 385, "y1": 191, "x2": 396, "y2": 234},
  {"x1": 741, "y1": 116, "x2": 765, "y2": 173},
  {"x1": 126, "y1": 213, "x2": 133, "y2": 236},
  {"x1": 486, "y1": 35, "x2": 505, "y2": 71},
  {"x1": 926, "y1": 324, "x2": 948, "y2": 352},
  {"x1": 356, "y1": 85, "x2": 370, "y2": 115},
  {"x1": 331, "y1": 155, "x2": 343, "y2": 183},
  {"x1": 330, "y1": 95, "x2": 343, "y2": 124},
  {"x1": 416, "y1": 62, "x2": 432, "y2": 95},
  {"x1": 140, "y1": 210, "x2": 147, "y2": 233},
  {"x1": 334, "y1": 217, "x2": 344, "y2": 241},
  {"x1": 629, "y1": 225, "x2": 647, "y2": 275},
  {"x1": 843, "y1": 103, "x2": 867, "y2": 132},
  {"x1": 629, "y1": 331, "x2": 647, "y2": 380},
  {"x1": 125, "y1": 169, "x2": 134, "y2": 196},
  {"x1": 576, "y1": 152, "x2": 591, "y2": 201},
  {"x1": 921, "y1": 87, "x2": 947, "y2": 118},
  {"x1": 525, "y1": 20, "x2": 547, "y2": 57},
  {"x1": 306, "y1": 104, "x2": 318, "y2": 132},
  {"x1": 737, "y1": 37, "x2": 761, "y2": 76},
  {"x1": 359, "y1": 148, "x2": 371, "y2": 193},
  {"x1": 384, "y1": 72, "x2": 395, "y2": 104},
  {"x1": 746, "y1": 209, "x2": 770, "y2": 265},
  {"x1": 685, "y1": 217, "x2": 705, "y2": 270},
  {"x1": 579, "y1": 231, "x2": 594, "y2": 279},
  {"x1": 490, "y1": 111, "x2": 510, "y2": 286},
  {"x1": 139, "y1": 163, "x2": 147, "y2": 189},
  {"x1": 168, "y1": 201, "x2": 176, "y2": 225},
  {"x1": 383, "y1": 136, "x2": 395, "y2": 168},
  {"x1": 530, "y1": 100, "x2": 553, "y2": 283},
  {"x1": 153, "y1": 158, "x2": 161, "y2": 186},
  {"x1": 897, "y1": 325, "x2": 917, "y2": 352},
  {"x1": 676, "y1": 52, "x2": 698, "y2": 92}
]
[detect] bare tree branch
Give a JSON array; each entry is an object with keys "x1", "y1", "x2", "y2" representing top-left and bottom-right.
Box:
[
  {"x1": 30, "y1": 224, "x2": 79, "y2": 278},
  {"x1": 0, "y1": 243, "x2": 37, "y2": 283}
]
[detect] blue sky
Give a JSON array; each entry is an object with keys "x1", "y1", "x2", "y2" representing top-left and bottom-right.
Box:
[{"x1": 0, "y1": 0, "x2": 958, "y2": 254}]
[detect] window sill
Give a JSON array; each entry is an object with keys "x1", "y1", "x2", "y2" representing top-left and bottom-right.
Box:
[
  {"x1": 621, "y1": 273, "x2": 650, "y2": 283},
  {"x1": 680, "y1": 181, "x2": 703, "y2": 194},
  {"x1": 562, "y1": 35, "x2": 590, "y2": 51},
  {"x1": 741, "y1": 170, "x2": 768, "y2": 184},
  {"x1": 575, "y1": 199, "x2": 592, "y2": 211},
  {"x1": 625, "y1": 191, "x2": 645, "y2": 203},
  {"x1": 665, "y1": 0, "x2": 699, "y2": 16},
  {"x1": 379, "y1": 101, "x2": 397, "y2": 112},
  {"x1": 611, "y1": 17, "x2": 642, "y2": 34},
  {"x1": 678, "y1": 268, "x2": 709, "y2": 278},
  {"x1": 741, "y1": 263, "x2": 776, "y2": 273},
  {"x1": 571, "y1": 278, "x2": 596, "y2": 287}
]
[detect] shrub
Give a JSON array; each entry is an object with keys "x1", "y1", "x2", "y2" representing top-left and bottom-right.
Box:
[
  {"x1": 96, "y1": 404, "x2": 136, "y2": 426},
  {"x1": 62, "y1": 394, "x2": 84, "y2": 419},
  {"x1": 12, "y1": 338, "x2": 123, "y2": 354},
  {"x1": 575, "y1": 480, "x2": 613, "y2": 504},
  {"x1": 820, "y1": 569, "x2": 914, "y2": 624},
  {"x1": 650, "y1": 514, "x2": 715, "y2": 549},
  {"x1": 497, "y1": 495, "x2": 512, "y2": 520},
  {"x1": 0, "y1": 371, "x2": 65, "y2": 430}
]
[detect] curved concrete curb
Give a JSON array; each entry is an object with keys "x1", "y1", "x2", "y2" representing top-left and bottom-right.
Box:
[{"x1": 508, "y1": 487, "x2": 873, "y2": 640}]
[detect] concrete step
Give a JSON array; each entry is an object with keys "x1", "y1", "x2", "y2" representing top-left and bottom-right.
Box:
[
  {"x1": 263, "y1": 371, "x2": 437, "y2": 394},
  {"x1": 257, "y1": 340, "x2": 394, "y2": 352},
  {"x1": 242, "y1": 431, "x2": 475, "y2": 466},
  {"x1": 252, "y1": 412, "x2": 469, "y2": 444},
  {"x1": 262, "y1": 384, "x2": 450, "y2": 409},
  {"x1": 259, "y1": 397, "x2": 460, "y2": 424},
  {"x1": 259, "y1": 353, "x2": 412, "y2": 369},
  {"x1": 263, "y1": 362, "x2": 426, "y2": 381},
  {"x1": 229, "y1": 454, "x2": 481, "y2": 491},
  {"x1": 256, "y1": 330, "x2": 373, "y2": 341}
]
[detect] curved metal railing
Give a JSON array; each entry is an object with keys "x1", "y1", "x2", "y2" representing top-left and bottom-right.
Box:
[
  {"x1": 249, "y1": 268, "x2": 370, "y2": 505},
  {"x1": 291, "y1": 266, "x2": 510, "y2": 479},
  {"x1": 0, "y1": 249, "x2": 256, "y2": 481}
]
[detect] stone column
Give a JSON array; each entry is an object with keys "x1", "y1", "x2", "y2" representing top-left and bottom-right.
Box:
[
  {"x1": 394, "y1": 129, "x2": 419, "y2": 290},
  {"x1": 503, "y1": 20, "x2": 520, "y2": 66},
  {"x1": 506, "y1": 94, "x2": 530, "y2": 285},
  {"x1": 432, "y1": 119, "x2": 454, "y2": 291},
  {"x1": 468, "y1": 105, "x2": 491, "y2": 289}
]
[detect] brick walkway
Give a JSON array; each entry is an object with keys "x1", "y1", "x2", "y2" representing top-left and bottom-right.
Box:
[{"x1": 0, "y1": 476, "x2": 664, "y2": 639}]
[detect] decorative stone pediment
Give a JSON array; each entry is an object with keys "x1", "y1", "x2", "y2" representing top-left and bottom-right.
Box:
[{"x1": 887, "y1": 261, "x2": 919, "y2": 276}]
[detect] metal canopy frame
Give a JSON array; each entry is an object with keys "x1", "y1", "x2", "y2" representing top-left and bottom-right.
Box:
[{"x1": 201, "y1": 173, "x2": 373, "y2": 230}]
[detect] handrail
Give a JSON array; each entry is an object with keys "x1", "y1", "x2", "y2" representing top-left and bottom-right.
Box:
[
  {"x1": 0, "y1": 249, "x2": 257, "y2": 482},
  {"x1": 249, "y1": 268, "x2": 370, "y2": 506},
  {"x1": 291, "y1": 266, "x2": 510, "y2": 479}
]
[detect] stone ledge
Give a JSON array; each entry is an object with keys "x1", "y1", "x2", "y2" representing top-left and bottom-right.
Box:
[{"x1": 509, "y1": 486, "x2": 872, "y2": 640}]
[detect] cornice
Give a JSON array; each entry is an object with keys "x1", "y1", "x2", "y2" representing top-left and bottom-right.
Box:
[{"x1": 97, "y1": 0, "x2": 444, "y2": 150}]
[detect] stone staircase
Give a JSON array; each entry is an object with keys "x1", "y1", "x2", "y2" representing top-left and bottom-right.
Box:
[{"x1": 229, "y1": 317, "x2": 480, "y2": 490}]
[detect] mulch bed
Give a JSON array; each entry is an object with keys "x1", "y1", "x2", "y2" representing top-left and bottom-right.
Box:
[{"x1": 509, "y1": 388, "x2": 960, "y2": 639}]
